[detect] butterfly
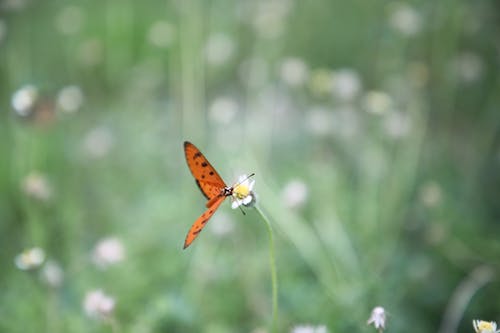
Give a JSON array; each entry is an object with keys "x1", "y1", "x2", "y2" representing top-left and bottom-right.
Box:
[{"x1": 183, "y1": 141, "x2": 254, "y2": 249}]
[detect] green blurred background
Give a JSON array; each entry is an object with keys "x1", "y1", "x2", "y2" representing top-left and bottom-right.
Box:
[{"x1": 1, "y1": 0, "x2": 499, "y2": 332}]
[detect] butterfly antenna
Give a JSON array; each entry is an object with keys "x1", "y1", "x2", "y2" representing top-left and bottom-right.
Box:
[{"x1": 233, "y1": 173, "x2": 255, "y2": 187}]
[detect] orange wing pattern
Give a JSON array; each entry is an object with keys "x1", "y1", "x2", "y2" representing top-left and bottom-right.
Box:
[
  {"x1": 184, "y1": 141, "x2": 226, "y2": 200},
  {"x1": 183, "y1": 195, "x2": 226, "y2": 249}
]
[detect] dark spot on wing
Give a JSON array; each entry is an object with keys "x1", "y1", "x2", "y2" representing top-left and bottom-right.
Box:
[
  {"x1": 201, "y1": 175, "x2": 205, "y2": 179},
  {"x1": 209, "y1": 171, "x2": 214, "y2": 176},
  {"x1": 193, "y1": 152, "x2": 202, "y2": 159},
  {"x1": 201, "y1": 162, "x2": 208, "y2": 167}
]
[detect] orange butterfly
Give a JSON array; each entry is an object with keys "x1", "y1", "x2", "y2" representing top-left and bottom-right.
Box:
[{"x1": 183, "y1": 141, "x2": 254, "y2": 249}]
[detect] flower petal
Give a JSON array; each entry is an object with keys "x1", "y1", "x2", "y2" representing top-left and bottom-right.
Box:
[{"x1": 231, "y1": 199, "x2": 241, "y2": 209}]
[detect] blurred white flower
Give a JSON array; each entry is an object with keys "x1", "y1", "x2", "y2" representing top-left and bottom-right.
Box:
[
  {"x1": 11, "y1": 85, "x2": 38, "y2": 117},
  {"x1": 331, "y1": 69, "x2": 362, "y2": 101},
  {"x1": 282, "y1": 179, "x2": 309, "y2": 209},
  {"x1": 252, "y1": 0, "x2": 292, "y2": 39},
  {"x1": 148, "y1": 20, "x2": 175, "y2": 48},
  {"x1": 83, "y1": 289, "x2": 115, "y2": 319},
  {"x1": 453, "y1": 52, "x2": 484, "y2": 83},
  {"x1": 473, "y1": 320, "x2": 500, "y2": 333},
  {"x1": 280, "y1": 57, "x2": 309, "y2": 87},
  {"x1": 306, "y1": 107, "x2": 332, "y2": 136},
  {"x1": 419, "y1": 181, "x2": 442, "y2": 207},
  {"x1": 363, "y1": 91, "x2": 393, "y2": 115},
  {"x1": 309, "y1": 69, "x2": 333, "y2": 96},
  {"x1": 389, "y1": 3, "x2": 422, "y2": 36},
  {"x1": 383, "y1": 111, "x2": 411, "y2": 138},
  {"x1": 92, "y1": 237, "x2": 125, "y2": 269},
  {"x1": 367, "y1": 306, "x2": 387, "y2": 331},
  {"x1": 209, "y1": 96, "x2": 239, "y2": 125},
  {"x1": 232, "y1": 175, "x2": 256, "y2": 209},
  {"x1": 290, "y1": 324, "x2": 328, "y2": 333},
  {"x1": 55, "y1": 5, "x2": 85, "y2": 35},
  {"x1": 15, "y1": 247, "x2": 45, "y2": 270},
  {"x1": 205, "y1": 33, "x2": 235, "y2": 66},
  {"x1": 22, "y1": 171, "x2": 53, "y2": 201},
  {"x1": 57, "y1": 85, "x2": 84, "y2": 113},
  {"x1": 40, "y1": 260, "x2": 64, "y2": 288},
  {"x1": 83, "y1": 126, "x2": 114, "y2": 159}
]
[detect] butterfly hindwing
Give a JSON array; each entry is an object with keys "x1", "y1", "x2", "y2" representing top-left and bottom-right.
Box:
[
  {"x1": 183, "y1": 195, "x2": 226, "y2": 249},
  {"x1": 184, "y1": 141, "x2": 226, "y2": 200}
]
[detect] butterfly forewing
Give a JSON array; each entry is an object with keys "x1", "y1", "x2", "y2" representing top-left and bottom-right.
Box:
[
  {"x1": 183, "y1": 195, "x2": 226, "y2": 249},
  {"x1": 184, "y1": 141, "x2": 226, "y2": 199}
]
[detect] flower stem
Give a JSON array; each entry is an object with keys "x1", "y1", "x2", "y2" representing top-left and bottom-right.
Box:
[{"x1": 254, "y1": 205, "x2": 278, "y2": 333}]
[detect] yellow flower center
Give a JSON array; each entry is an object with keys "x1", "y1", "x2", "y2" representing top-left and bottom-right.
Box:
[
  {"x1": 478, "y1": 322, "x2": 494, "y2": 331},
  {"x1": 233, "y1": 183, "x2": 250, "y2": 199}
]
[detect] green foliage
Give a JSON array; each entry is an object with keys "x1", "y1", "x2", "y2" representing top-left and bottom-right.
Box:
[{"x1": 1, "y1": 0, "x2": 499, "y2": 332}]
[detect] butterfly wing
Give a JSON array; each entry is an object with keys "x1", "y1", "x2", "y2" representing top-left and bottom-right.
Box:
[
  {"x1": 184, "y1": 141, "x2": 226, "y2": 200},
  {"x1": 183, "y1": 195, "x2": 226, "y2": 249}
]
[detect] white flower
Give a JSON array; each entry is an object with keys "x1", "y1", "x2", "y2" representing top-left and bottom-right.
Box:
[
  {"x1": 389, "y1": 3, "x2": 422, "y2": 36},
  {"x1": 11, "y1": 85, "x2": 38, "y2": 116},
  {"x1": 92, "y1": 237, "x2": 125, "y2": 269},
  {"x1": 419, "y1": 181, "x2": 442, "y2": 207},
  {"x1": 473, "y1": 320, "x2": 500, "y2": 333},
  {"x1": 205, "y1": 33, "x2": 235, "y2": 66},
  {"x1": 40, "y1": 260, "x2": 64, "y2": 288},
  {"x1": 83, "y1": 126, "x2": 114, "y2": 159},
  {"x1": 331, "y1": 69, "x2": 362, "y2": 101},
  {"x1": 57, "y1": 85, "x2": 84, "y2": 113},
  {"x1": 383, "y1": 111, "x2": 411, "y2": 139},
  {"x1": 453, "y1": 52, "x2": 484, "y2": 83},
  {"x1": 290, "y1": 324, "x2": 328, "y2": 333},
  {"x1": 209, "y1": 96, "x2": 239, "y2": 125},
  {"x1": 15, "y1": 247, "x2": 45, "y2": 270},
  {"x1": 83, "y1": 289, "x2": 115, "y2": 319},
  {"x1": 282, "y1": 179, "x2": 309, "y2": 209},
  {"x1": 148, "y1": 21, "x2": 175, "y2": 48},
  {"x1": 21, "y1": 171, "x2": 53, "y2": 201},
  {"x1": 367, "y1": 306, "x2": 387, "y2": 331},
  {"x1": 363, "y1": 91, "x2": 393, "y2": 115},
  {"x1": 280, "y1": 57, "x2": 309, "y2": 87},
  {"x1": 251, "y1": 0, "x2": 292, "y2": 39},
  {"x1": 306, "y1": 107, "x2": 332, "y2": 136},
  {"x1": 231, "y1": 175, "x2": 256, "y2": 209}
]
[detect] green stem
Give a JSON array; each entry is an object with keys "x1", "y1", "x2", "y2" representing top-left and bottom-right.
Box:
[{"x1": 254, "y1": 205, "x2": 278, "y2": 333}]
